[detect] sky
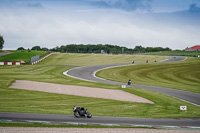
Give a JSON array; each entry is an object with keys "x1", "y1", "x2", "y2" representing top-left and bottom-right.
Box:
[{"x1": 0, "y1": 0, "x2": 200, "y2": 50}]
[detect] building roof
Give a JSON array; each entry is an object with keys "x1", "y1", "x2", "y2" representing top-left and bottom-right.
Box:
[
  {"x1": 185, "y1": 45, "x2": 200, "y2": 51},
  {"x1": 191, "y1": 45, "x2": 200, "y2": 50}
]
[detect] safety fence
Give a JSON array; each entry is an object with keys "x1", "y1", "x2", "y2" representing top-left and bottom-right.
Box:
[{"x1": 32, "y1": 52, "x2": 54, "y2": 65}]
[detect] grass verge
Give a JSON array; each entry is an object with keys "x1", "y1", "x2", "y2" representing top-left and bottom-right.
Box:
[{"x1": 96, "y1": 57, "x2": 200, "y2": 93}]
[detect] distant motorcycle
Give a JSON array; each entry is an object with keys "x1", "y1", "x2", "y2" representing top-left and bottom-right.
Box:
[
  {"x1": 127, "y1": 79, "x2": 131, "y2": 85},
  {"x1": 73, "y1": 106, "x2": 92, "y2": 118}
]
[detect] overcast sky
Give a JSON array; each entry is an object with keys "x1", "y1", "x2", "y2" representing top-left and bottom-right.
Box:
[{"x1": 0, "y1": 0, "x2": 200, "y2": 50}]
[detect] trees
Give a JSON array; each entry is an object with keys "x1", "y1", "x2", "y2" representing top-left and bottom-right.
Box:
[
  {"x1": 133, "y1": 45, "x2": 145, "y2": 53},
  {"x1": 0, "y1": 34, "x2": 4, "y2": 49},
  {"x1": 49, "y1": 44, "x2": 172, "y2": 54},
  {"x1": 31, "y1": 46, "x2": 41, "y2": 51},
  {"x1": 17, "y1": 47, "x2": 25, "y2": 50},
  {"x1": 145, "y1": 47, "x2": 172, "y2": 52},
  {"x1": 41, "y1": 47, "x2": 48, "y2": 51}
]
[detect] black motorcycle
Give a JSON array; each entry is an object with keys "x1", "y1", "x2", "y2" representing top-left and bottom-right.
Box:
[
  {"x1": 73, "y1": 106, "x2": 92, "y2": 118},
  {"x1": 127, "y1": 79, "x2": 131, "y2": 85}
]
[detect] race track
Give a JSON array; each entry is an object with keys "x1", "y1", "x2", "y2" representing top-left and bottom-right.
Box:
[
  {"x1": 1, "y1": 112, "x2": 200, "y2": 128},
  {"x1": 65, "y1": 56, "x2": 200, "y2": 106}
]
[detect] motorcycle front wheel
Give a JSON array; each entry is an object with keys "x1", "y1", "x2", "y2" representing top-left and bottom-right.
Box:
[{"x1": 74, "y1": 111, "x2": 80, "y2": 118}]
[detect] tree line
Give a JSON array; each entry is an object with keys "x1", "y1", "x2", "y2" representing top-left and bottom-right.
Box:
[
  {"x1": 17, "y1": 44, "x2": 171, "y2": 54},
  {"x1": 51, "y1": 44, "x2": 171, "y2": 54},
  {"x1": 0, "y1": 35, "x2": 172, "y2": 53},
  {"x1": 17, "y1": 46, "x2": 48, "y2": 51}
]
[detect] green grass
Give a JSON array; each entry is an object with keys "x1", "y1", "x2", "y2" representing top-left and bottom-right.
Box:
[
  {"x1": 38, "y1": 53, "x2": 169, "y2": 66},
  {"x1": 0, "y1": 50, "x2": 3, "y2": 53},
  {"x1": 0, "y1": 53, "x2": 200, "y2": 118},
  {"x1": 0, "y1": 50, "x2": 46, "y2": 63},
  {"x1": 145, "y1": 51, "x2": 200, "y2": 57},
  {"x1": 96, "y1": 57, "x2": 200, "y2": 93}
]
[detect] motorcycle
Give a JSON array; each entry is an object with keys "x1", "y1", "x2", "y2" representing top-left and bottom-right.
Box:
[
  {"x1": 127, "y1": 80, "x2": 131, "y2": 85},
  {"x1": 73, "y1": 106, "x2": 92, "y2": 118}
]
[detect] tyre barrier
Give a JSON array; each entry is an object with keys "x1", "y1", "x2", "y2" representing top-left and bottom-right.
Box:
[
  {"x1": 32, "y1": 52, "x2": 54, "y2": 65},
  {"x1": 0, "y1": 62, "x2": 22, "y2": 65}
]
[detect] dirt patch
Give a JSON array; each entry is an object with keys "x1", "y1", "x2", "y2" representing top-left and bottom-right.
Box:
[{"x1": 9, "y1": 80, "x2": 154, "y2": 104}]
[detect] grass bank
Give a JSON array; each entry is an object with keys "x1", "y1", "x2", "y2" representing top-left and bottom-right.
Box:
[
  {"x1": 0, "y1": 50, "x2": 46, "y2": 63},
  {"x1": 96, "y1": 57, "x2": 200, "y2": 93},
  {"x1": 38, "y1": 53, "x2": 168, "y2": 66}
]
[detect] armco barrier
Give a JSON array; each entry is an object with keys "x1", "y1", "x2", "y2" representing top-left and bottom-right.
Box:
[
  {"x1": 32, "y1": 52, "x2": 54, "y2": 65},
  {"x1": 0, "y1": 62, "x2": 22, "y2": 65}
]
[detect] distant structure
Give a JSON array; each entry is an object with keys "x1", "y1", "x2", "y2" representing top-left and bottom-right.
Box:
[
  {"x1": 185, "y1": 45, "x2": 200, "y2": 51},
  {"x1": 101, "y1": 50, "x2": 105, "y2": 54}
]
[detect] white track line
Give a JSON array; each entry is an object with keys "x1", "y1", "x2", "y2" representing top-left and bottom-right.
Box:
[
  {"x1": 63, "y1": 67, "x2": 97, "y2": 82},
  {"x1": 93, "y1": 64, "x2": 135, "y2": 81}
]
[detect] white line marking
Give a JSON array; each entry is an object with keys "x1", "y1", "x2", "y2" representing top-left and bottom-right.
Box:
[
  {"x1": 63, "y1": 67, "x2": 97, "y2": 82},
  {"x1": 93, "y1": 64, "x2": 135, "y2": 81},
  {"x1": 170, "y1": 95, "x2": 200, "y2": 107}
]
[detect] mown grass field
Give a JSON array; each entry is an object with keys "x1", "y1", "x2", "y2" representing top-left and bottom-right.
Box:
[
  {"x1": 97, "y1": 57, "x2": 200, "y2": 93},
  {"x1": 38, "y1": 53, "x2": 167, "y2": 66},
  {"x1": 0, "y1": 53, "x2": 200, "y2": 118},
  {"x1": 0, "y1": 50, "x2": 46, "y2": 63}
]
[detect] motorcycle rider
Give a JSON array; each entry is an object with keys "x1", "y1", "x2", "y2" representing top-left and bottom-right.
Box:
[
  {"x1": 73, "y1": 106, "x2": 77, "y2": 111},
  {"x1": 128, "y1": 79, "x2": 131, "y2": 85}
]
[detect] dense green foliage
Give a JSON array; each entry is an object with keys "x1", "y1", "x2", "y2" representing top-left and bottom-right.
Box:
[
  {"x1": 0, "y1": 53, "x2": 199, "y2": 118},
  {"x1": 97, "y1": 57, "x2": 200, "y2": 93},
  {"x1": 50, "y1": 44, "x2": 171, "y2": 54},
  {"x1": 17, "y1": 47, "x2": 25, "y2": 50},
  {"x1": 31, "y1": 46, "x2": 41, "y2": 51},
  {"x1": 17, "y1": 46, "x2": 49, "y2": 51},
  {"x1": 0, "y1": 35, "x2": 4, "y2": 50},
  {"x1": 0, "y1": 50, "x2": 46, "y2": 63}
]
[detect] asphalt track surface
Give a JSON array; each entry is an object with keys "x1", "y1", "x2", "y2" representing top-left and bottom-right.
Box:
[
  {"x1": 0, "y1": 51, "x2": 12, "y2": 57},
  {"x1": 1, "y1": 112, "x2": 200, "y2": 127},
  {"x1": 1, "y1": 56, "x2": 200, "y2": 127},
  {"x1": 65, "y1": 56, "x2": 200, "y2": 106}
]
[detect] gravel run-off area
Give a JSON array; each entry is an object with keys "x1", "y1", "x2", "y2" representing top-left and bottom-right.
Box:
[
  {"x1": 0, "y1": 127, "x2": 199, "y2": 133},
  {"x1": 10, "y1": 80, "x2": 154, "y2": 104}
]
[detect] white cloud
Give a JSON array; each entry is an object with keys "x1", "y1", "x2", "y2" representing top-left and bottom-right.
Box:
[{"x1": 0, "y1": 2, "x2": 199, "y2": 50}]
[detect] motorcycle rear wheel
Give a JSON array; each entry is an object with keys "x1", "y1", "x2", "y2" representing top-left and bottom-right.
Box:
[{"x1": 86, "y1": 112, "x2": 92, "y2": 118}]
